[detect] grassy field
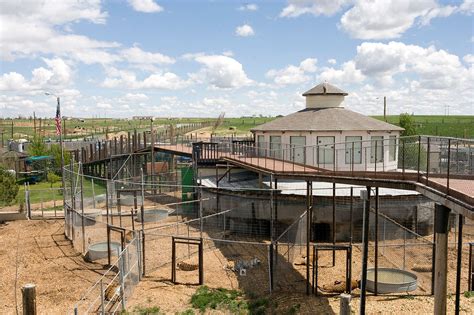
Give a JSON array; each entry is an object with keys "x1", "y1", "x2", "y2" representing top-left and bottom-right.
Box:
[
  {"x1": 0, "y1": 117, "x2": 210, "y2": 142},
  {"x1": 14, "y1": 177, "x2": 106, "y2": 208},
  {"x1": 1, "y1": 115, "x2": 472, "y2": 145},
  {"x1": 373, "y1": 115, "x2": 474, "y2": 138},
  {"x1": 205, "y1": 117, "x2": 275, "y2": 135}
]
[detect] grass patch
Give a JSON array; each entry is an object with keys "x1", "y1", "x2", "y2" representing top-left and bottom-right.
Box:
[
  {"x1": 189, "y1": 286, "x2": 275, "y2": 314},
  {"x1": 191, "y1": 286, "x2": 247, "y2": 313},
  {"x1": 122, "y1": 305, "x2": 162, "y2": 315},
  {"x1": 464, "y1": 291, "x2": 474, "y2": 298}
]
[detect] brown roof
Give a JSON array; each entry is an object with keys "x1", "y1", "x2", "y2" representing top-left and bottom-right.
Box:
[
  {"x1": 303, "y1": 82, "x2": 348, "y2": 96},
  {"x1": 251, "y1": 108, "x2": 404, "y2": 132}
]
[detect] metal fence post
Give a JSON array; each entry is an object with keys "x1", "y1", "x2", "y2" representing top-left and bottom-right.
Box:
[
  {"x1": 100, "y1": 279, "x2": 105, "y2": 315},
  {"x1": 119, "y1": 254, "x2": 126, "y2": 311}
]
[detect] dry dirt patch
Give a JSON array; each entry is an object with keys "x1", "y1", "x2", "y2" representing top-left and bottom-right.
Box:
[{"x1": 0, "y1": 220, "x2": 107, "y2": 314}]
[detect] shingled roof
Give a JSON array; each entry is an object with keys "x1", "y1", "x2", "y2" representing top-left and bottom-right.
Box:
[
  {"x1": 251, "y1": 108, "x2": 404, "y2": 132},
  {"x1": 302, "y1": 82, "x2": 348, "y2": 96}
]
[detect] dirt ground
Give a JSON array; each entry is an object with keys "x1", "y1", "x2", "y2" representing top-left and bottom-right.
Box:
[
  {"x1": 126, "y1": 230, "x2": 474, "y2": 314},
  {"x1": 0, "y1": 220, "x2": 109, "y2": 314},
  {"x1": 1, "y1": 205, "x2": 473, "y2": 314}
]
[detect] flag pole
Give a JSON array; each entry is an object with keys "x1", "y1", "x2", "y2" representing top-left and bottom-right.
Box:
[{"x1": 57, "y1": 96, "x2": 66, "y2": 217}]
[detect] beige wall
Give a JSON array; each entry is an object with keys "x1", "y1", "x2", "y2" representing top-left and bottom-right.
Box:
[
  {"x1": 253, "y1": 130, "x2": 401, "y2": 171},
  {"x1": 306, "y1": 95, "x2": 344, "y2": 108}
]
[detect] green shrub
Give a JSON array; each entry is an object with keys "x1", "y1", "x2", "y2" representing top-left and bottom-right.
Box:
[
  {"x1": 0, "y1": 166, "x2": 19, "y2": 206},
  {"x1": 190, "y1": 286, "x2": 245, "y2": 312}
]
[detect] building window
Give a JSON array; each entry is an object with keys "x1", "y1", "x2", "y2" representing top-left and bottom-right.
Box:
[
  {"x1": 317, "y1": 136, "x2": 335, "y2": 164},
  {"x1": 270, "y1": 136, "x2": 281, "y2": 159},
  {"x1": 345, "y1": 136, "x2": 362, "y2": 164},
  {"x1": 371, "y1": 136, "x2": 384, "y2": 163},
  {"x1": 389, "y1": 135, "x2": 397, "y2": 161}
]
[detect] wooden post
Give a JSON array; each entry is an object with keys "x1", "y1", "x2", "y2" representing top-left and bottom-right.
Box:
[
  {"x1": 340, "y1": 293, "x2": 351, "y2": 315},
  {"x1": 22, "y1": 283, "x2": 36, "y2": 315},
  {"x1": 434, "y1": 203, "x2": 450, "y2": 315}
]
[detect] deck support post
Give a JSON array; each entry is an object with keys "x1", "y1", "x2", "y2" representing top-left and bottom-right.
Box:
[
  {"x1": 434, "y1": 203, "x2": 450, "y2": 315},
  {"x1": 359, "y1": 187, "x2": 371, "y2": 315},
  {"x1": 306, "y1": 181, "x2": 313, "y2": 295}
]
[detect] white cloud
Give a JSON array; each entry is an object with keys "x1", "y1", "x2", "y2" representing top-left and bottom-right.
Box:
[
  {"x1": 0, "y1": 0, "x2": 119, "y2": 64},
  {"x1": 353, "y1": 41, "x2": 470, "y2": 89},
  {"x1": 318, "y1": 61, "x2": 365, "y2": 85},
  {"x1": 193, "y1": 55, "x2": 253, "y2": 89},
  {"x1": 127, "y1": 0, "x2": 163, "y2": 13},
  {"x1": 266, "y1": 58, "x2": 318, "y2": 85},
  {"x1": 280, "y1": 0, "x2": 351, "y2": 17},
  {"x1": 102, "y1": 69, "x2": 189, "y2": 90},
  {"x1": 328, "y1": 59, "x2": 337, "y2": 65},
  {"x1": 122, "y1": 93, "x2": 149, "y2": 102},
  {"x1": 222, "y1": 50, "x2": 234, "y2": 57},
  {"x1": 120, "y1": 46, "x2": 175, "y2": 67},
  {"x1": 463, "y1": 54, "x2": 474, "y2": 64},
  {"x1": 0, "y1": 58, "x2": 73, "y2": 91},
  {"x1": 238, "y1": 4, "x2": 258, "y2": 11},
  {"x1": 235, "y1": 24, "x2": 255, "y2": 37},
  {"x1": 340, "y1": 0, "x2": 456, "y2": 40},
  {"x1": 459, "y1": 0, "x2": 474, "y2": 14}
]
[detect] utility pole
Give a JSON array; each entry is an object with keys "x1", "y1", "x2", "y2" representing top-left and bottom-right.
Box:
[
  {"x1": 33, "y1": 112, "x2": 36, "y2": 135},
  {"x1": 383, "y1": 96, "x2": 387, "y2": 122}
]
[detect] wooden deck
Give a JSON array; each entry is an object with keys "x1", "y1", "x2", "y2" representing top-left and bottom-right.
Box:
[{"x1": 153, "y1": 144, "x2": 473, "y2": 218}]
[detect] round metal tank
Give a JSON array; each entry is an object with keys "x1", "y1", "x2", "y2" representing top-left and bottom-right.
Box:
[
  {"x1": 73, "y1": 209, "x2": 102, "y2": 226},
  {"x1": 366, "y1": 268, "x2": 418, "y2": 293},
  {"x1": 135, "y1": 209, "x2": 170, "y2": 222},
  {"x1": 86, "y1": 242, "x2": 121, "y2": 262}
]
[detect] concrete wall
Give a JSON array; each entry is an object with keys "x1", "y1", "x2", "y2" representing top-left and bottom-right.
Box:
[{"x1": 201, "y1": 189, "x2": 433, "y2": 242}]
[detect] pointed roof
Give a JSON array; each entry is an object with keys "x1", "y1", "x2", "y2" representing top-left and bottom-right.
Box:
[
  {"x1": 302, "y1": 82, "x2": 348, "y2": 96},
  {"x1": 251, "y1": 108, "x2": 404, "y2": 132}
]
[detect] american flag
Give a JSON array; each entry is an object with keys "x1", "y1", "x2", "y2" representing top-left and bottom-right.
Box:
[{"x1": 55, "y1": 97, "x2": 61, "y2": 136}]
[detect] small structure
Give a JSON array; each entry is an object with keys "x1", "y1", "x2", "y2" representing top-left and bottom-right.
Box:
[{"x1": 251, "y1": 83, "x2": 403, "y2": 171}]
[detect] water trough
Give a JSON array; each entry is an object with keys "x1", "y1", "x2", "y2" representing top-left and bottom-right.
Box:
[
  {"x1": 86, "y1": 241, "x2": 122, "y2": 262},
  {"x1": 366, "y1": 268, "x2": 418, "y2": 293},
  {"x1": 135, "y1": 209, "x2": 171, "y2": 222}
]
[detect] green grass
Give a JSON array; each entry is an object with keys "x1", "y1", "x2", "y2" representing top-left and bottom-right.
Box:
[
  {"x1": 122, "y1": 306, "x2": 163, "y2": 315},
  {"x1": 0, "y1": 117, "x2": 211, "y2": 142},
  {"x1": 464, "y1": 291, "x2": 474, "y2": 298},
  {"x1": 206, "y1": 117, "x2": 276, "y2": 135},
  {"x1": 13, "y1": 177, "x2": 106, "y2": 207},
  {"x1": 189, "y1": 286, "x2": 275, "y2": 314},
  {"x1": 373, "y1": 115, "x2": 474, "y2": 138},
  {"x1": 190, "y1": 286, "x2": 245, "y2": 312}
]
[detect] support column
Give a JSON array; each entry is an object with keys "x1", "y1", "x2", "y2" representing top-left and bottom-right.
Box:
[
  {"x1": 359, "y1": 187, "x2": 371, "y2": 315},
  {"x1": 434, "y1": 203, "x2": 450, "y2": 315},
  {"x1": 306, "y1": 181, "x2": 313, "y2": 295}
]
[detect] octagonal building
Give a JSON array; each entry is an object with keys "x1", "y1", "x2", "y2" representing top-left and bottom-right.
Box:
[{"x1": 251, "y1": 82, "x2": 404, "y2": 171}]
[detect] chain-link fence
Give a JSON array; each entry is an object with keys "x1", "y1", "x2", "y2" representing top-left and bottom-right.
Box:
[{"x1": 62, "y1": 155, "x2": 473, "y2": 313}]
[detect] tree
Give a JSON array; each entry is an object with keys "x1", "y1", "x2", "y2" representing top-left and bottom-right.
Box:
[
  {"x1": 49, "y1": 144, "x2": 71, "y2": 175},
  {"x1": 47, "y1": 171, "x2": 61, "y2": 188},
  {"x1": 27, "y1": 135, "x2": 48, "y2": 156},
  {"x1": 0, "y1": 166, "x2": 19, "y2": 206},
  {"x1": 399, "y1": 113, "x2": 417, "y2": 137}
]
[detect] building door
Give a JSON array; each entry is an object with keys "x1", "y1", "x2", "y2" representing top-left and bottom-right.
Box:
[
  {"x1": 345, "y1": 136, "x2": 362, "y2": 165},
  {"x1": 371, "y1": 136, "x2": 384, "y2": 163},
  {"x1": 317, "y1": 136, "x2": 335, "y2": 164},
  {"x1": 290, "y1": 136, "x2": 306, "y2": 164},
  {"x1": 257, "y1": 135, "x2": 265, "y2": 156},
  {"x1": 270, "y1": 136, "x2": 282, "y2": 159}
]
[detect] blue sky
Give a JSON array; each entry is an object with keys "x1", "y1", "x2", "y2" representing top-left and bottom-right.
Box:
[{"x1": 0, "y1": 0, "x2": 473, "y2": 118}]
